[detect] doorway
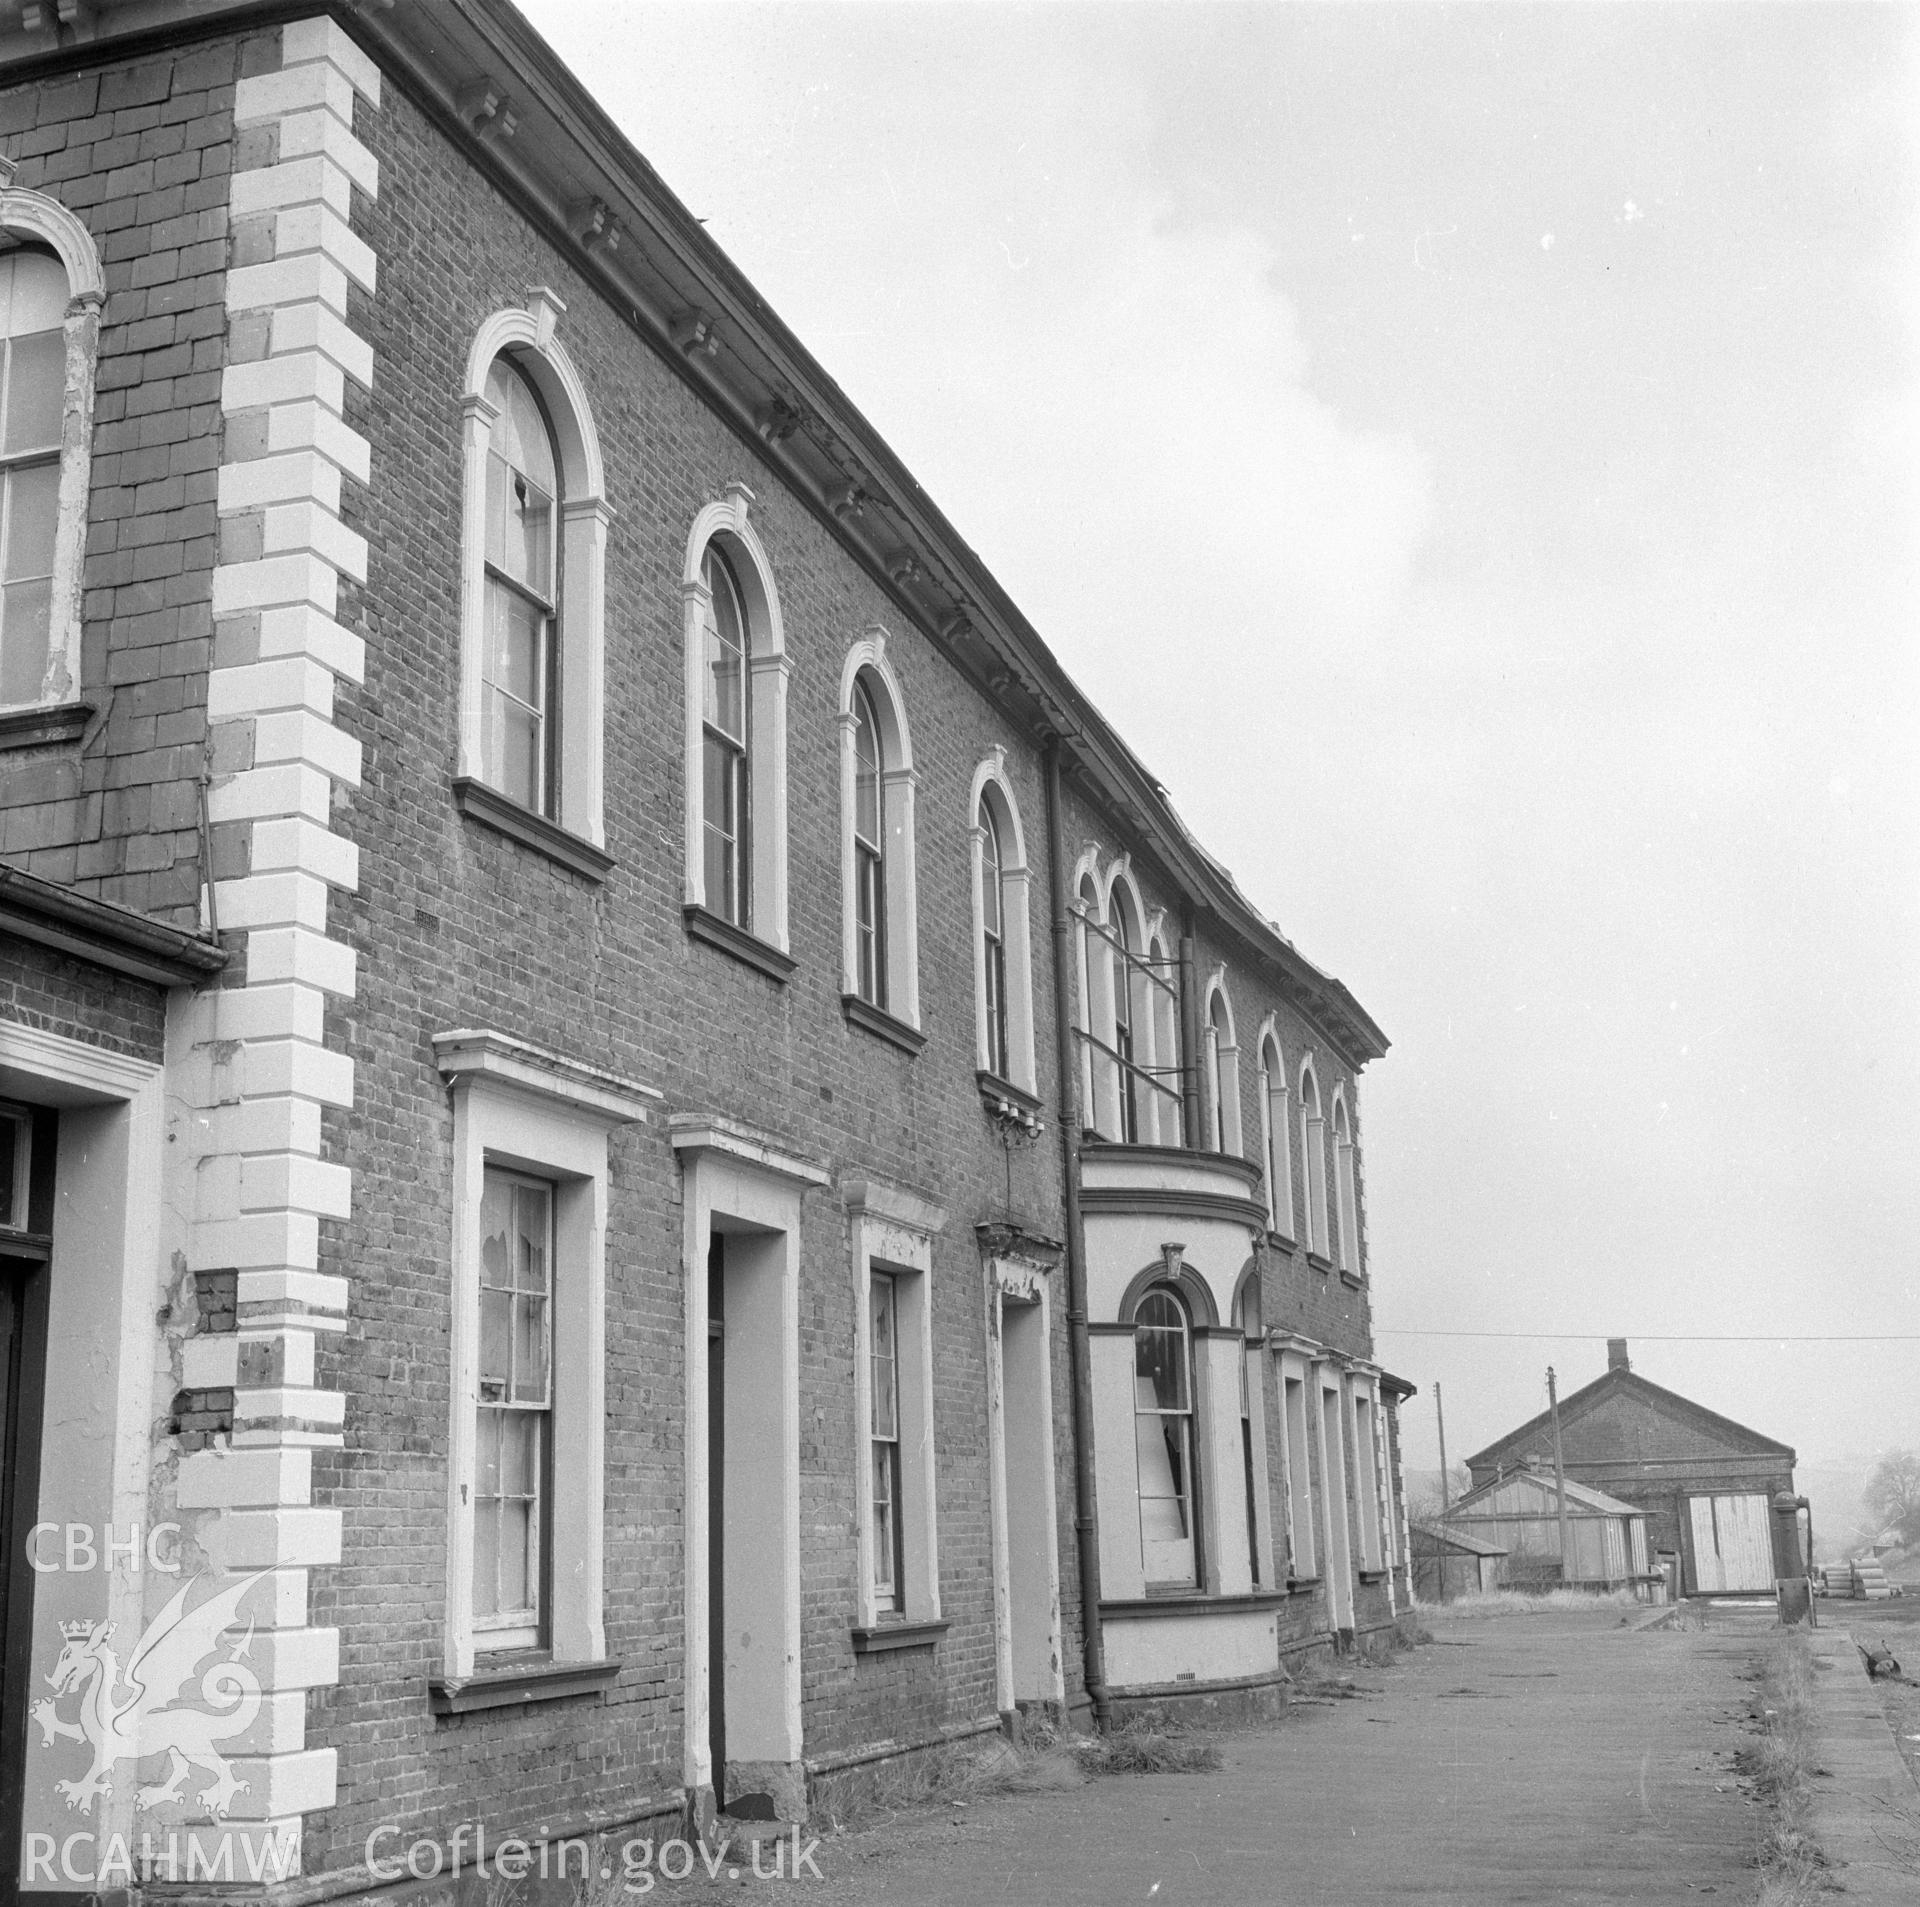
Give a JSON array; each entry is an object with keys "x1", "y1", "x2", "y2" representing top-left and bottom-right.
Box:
[
  {"x1": 706, "y1": 1234, "x2": 726, "y2": 1808},
  {"x1": 705, "y1": 1222, "x2": 795, "y2": 1814},
  {"x1": 1320, "y1": 1381, "x2": 1355, "y2": 1633},
  {"x1": 999, "y1": 1294, "x2": 1061, "y2": 1710},
  {"x1": 1, "y1": 1106, "x2": 56, "y2": 1907}
]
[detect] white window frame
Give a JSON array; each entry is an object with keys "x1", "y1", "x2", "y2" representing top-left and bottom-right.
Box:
[
  {"x1": 1203, "y1": 972, "x2": 1242, "y2": 1156},
  {"x1": 458, "y1": 290, "x2": 609, "y2": 843},
  {"x1": 0, "y1": 185, "x2": 104, "y2": 715},
  {"x1": 1073, "y1": 862, "x2": 1111, "y2": 1134},
  {"x1": 470, "y1": 1163, "x2": 554, "y2": 1651},
  {"x1": 1298, "y1": 1056, "x2": 1330, "y2": 1259},
  {"x1": 682, "y1": 484, "x2": 789, "y2": 949},
  {"x1": 435, "y1": 1029, "x2": 656, "y2": 1678},
  {"x1": 837, "y1": 633, "x2": 918, "y2": 1026},
  {"x1": 1256, "y1": 1020, "x2": 1295, "y2": 1241},
  {"x1": 1273, "y1": 1337, "x2": 1320, "y2": 1581},
  {"x1": 1332, "y1": 1086, "x2": 1362, "y2": 1279},
  {"x1": 846, "y1": 1176, "x2": 944, "y2": 1628},
  {"x1": 1145, "y1": 922, "x2": 1183, "y2": 1147},
  {"x1": 1131, "y1": 1282, "x2": 1200, "y2": 1589},
  {"x1": 968, "y1": 750, "x2": 1037, "y2": 1094}
]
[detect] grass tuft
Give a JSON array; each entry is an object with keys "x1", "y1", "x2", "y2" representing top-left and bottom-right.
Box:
[
  {"x1": 1074, "y1": 1719, "x2": 1223, "y2": 1775},
  {"x1": 812, "y1": 1731, "x2": 1093, "y2": 1833},
  {"x1": 1417, "y1": 1586, "x2": 1645, "y2": 1619},
  {"x1": 1736, "y1": 1632, "x2": 1826, "y2": 1906},
  {"x1": 813, "y1": 1715, "x2": 1224, "y2": 1830}
]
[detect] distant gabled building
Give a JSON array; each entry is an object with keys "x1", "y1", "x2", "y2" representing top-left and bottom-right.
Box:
[{"x1": 1463, "y1": 1340, "x2": 1797, "y2": 1598}]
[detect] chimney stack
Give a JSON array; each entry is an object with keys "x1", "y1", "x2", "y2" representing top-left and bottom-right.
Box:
[{"x1": 1607, "y1": 1338, "x2": 1630, "y2": 1372}]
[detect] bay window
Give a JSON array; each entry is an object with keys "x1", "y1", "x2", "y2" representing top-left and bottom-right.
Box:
[{"x1": 1132, "y1": 1286, "x2": 1197, "y2": 1588}]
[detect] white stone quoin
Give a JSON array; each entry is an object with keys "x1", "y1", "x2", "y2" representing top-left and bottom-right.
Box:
[{"x1": 173, "y1": 15, "x2": 381, "y2": 1872}]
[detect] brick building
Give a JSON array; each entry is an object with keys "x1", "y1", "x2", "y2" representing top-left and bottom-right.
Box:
[
  {"x1": 0, "y1": 4, "x2": 1412, "y2": 1897},
  {"x1": 1463, "y1": 1340, "x2": 1797, "y2": 1598}
]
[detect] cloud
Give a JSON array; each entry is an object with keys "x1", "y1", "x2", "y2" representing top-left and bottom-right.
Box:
[
  {"x1": 528, "y1": 3, "x2": 1430, "y2": 673},
  {"x1": 933, "y1": 205, "x2": 1435, "y2": 647}
]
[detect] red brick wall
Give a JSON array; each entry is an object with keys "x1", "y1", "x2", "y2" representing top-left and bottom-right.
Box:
[
  {"x1": 0, "y1": 931, "x2": 168, "y2": 1061},
  {"x1": 302, "y1": 62, "x2": 1089, "y2": 1865}
]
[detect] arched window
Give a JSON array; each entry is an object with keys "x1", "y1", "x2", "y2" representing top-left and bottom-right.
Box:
[
  {"x1": 459, "y1": 294, "x2": 609, "y2": 858},
  {"x1": 1332, "y1": 1091, "x2": 1362, "y2": 1278},
  {"x1": 683, "y1": 487, "x2": 788, "y2": 961},
  {"x1": 1111, "y1": 886, "x2": 1144, "y2": 1144},
  {"x1": 1299, "y1": 1060, "x2": 1329, "y2": 1259},
  {"x1": 1205, "y1": 983, "x2": 1241, "y2": 1155},
  {"x1": 1132, "y1": 1285, "x2": 1198, "y2": 1587},
  {"x1": 978, "y1": 793, "x2": 1008, "y2": 1078},
  {"x1": 1148, "y1": 930, "x2": 1182, "y2": 1146},
  {"x1": 969, "y1": 765, "x2": 1036, "y2": 1094},
  {"x1": 0, "y1": 193, "x2": 104, "y2": 725},
  {"x1": 1258, "y1": 1028, "x2": 1295, "y2": 1240},
  {"x1": 0, "y1": 249, "x2": 64, "y2": 708},
  {"x1": 1075, "y1": 871, "x2": 1108, "y2": 1131},
  {"x1": 851, "y1": 674, "x2": 885, "y2": 1003},
  {"x1": 700, "y1": 543, "x2": 751, "y2": 924},
  {"x1": 838, "y1": 638, "x2": 919, "y2": 1034},
  {"x1": 479, "y1": 357, "x2": 559, "y2": 814}
]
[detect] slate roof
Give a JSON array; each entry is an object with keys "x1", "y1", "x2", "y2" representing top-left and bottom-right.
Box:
[
  {"x1": 1444, "y1": 1467, "x2": 1646, "y2": 1521},
  {"x1": 1462, "y1": 1365, "x2": 1795, "y2": 1474}
]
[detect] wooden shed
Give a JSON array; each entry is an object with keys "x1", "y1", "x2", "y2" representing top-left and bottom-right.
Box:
[
  {"x1": 1441, "y1": 1463, "x2": 1656, "y2": 1596},
  {"x1": 1411, "y1": 1522, "x2": 1508, "y2": 1602}
]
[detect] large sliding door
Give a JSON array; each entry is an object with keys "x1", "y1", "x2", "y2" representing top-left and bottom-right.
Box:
[{"x1": 1685, "y1": 1493, "x2": 1774, "y2": 1594}]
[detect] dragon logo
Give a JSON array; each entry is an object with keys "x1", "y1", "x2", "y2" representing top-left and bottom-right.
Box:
[{"x1": 30, "y1": 1570, "x2": 266, "y2": 1819}]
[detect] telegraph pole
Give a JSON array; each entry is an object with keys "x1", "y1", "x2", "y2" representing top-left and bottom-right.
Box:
[
  {"x1": 1547, "y1": 1366, "x2": 1573, "y2": 1588},
  {"x1": 1435, "y1": 1381, "x2": 1450, "y2": 1512}
]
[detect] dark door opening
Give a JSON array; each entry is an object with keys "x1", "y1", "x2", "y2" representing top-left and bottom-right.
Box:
[
  {"x1": 706, "y1": 1233, "x2": 726, "y2": 1812},
  {"x1": 1, "y1": 1107, "x2": 58, "y2": 1907}
]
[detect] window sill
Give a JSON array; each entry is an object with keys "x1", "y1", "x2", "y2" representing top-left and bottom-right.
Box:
[
  {"x1": 1285, "y1": 1577, "x2": 1321, "y2": 1595},
  {"x1": 428, "y1": 1656, "x2": 622, "y2": 1715},
  {"x1": 850, "y1": 1617, "x2": 948, "y2": 1655},
  {"x1": 843, "y1": 992, "x2": 926, "y2": 1056},
  {"x1": 1306, "y1": 1252, "x2": 1333, "y2": 1275},
  {"x1": 1339, "y1": 1269, "x2": 1365, "y2": 1291},
  {"x1": 1100, "y1": 1592, "x2": 1294, "y2": 1618},
  {"x1": 977, "y1": 1070, "x2": 1042, "y2": 1132},
  {"x1": 1357, "y1": 1569, "x2": 1388, "y2": 1584},
  {"x1": 683, "y1": 904, "x2": 795, "y2": 982},
  {"x1": 0, "y1": 701, "x2": 92, "y2": 750},
  {"x1": 453, "y1": 777, "x2": 613, "y2": 883},
  {"x1": 1265, "y1": 1230, "x2": 1297, "y2": 1253}
]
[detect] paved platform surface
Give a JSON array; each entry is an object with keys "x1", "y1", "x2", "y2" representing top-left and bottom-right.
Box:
[
  {"x1": 780, "y1": 1608, "x2": 1772, "y2": 1904},
  {"x1": 1806, "y1": 1629, "x2": 1920, "y2": 1903}
]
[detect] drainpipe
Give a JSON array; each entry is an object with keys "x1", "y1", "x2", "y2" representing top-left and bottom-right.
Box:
[
  {"x1": 1178, "y1": 909, "x2": 1203, "y2": 1150},
  {"x1": 1044, "y1": 739, "x2": 1109, "y2": 1731}
]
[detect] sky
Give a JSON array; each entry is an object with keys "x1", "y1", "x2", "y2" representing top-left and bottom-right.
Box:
[{"x1": 518, "y1": 2, "x2": 1919, "y2": 1526}]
